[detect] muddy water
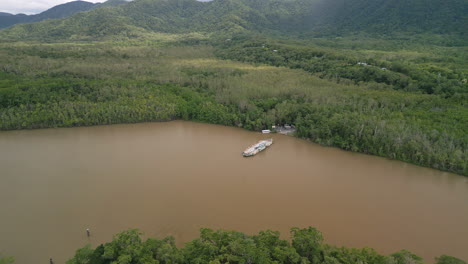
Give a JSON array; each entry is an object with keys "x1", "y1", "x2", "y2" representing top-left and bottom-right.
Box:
[{"x1": 0, "y1": 121, "x2": 467, "y2": 263}]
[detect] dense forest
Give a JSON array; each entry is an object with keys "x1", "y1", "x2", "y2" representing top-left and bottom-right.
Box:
[{"x1": 63, "y1": 227, "x2": 466, "y2": 264}]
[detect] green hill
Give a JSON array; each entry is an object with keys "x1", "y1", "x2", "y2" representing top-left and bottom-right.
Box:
[
  {"x1": 0, "y1": 0, "x2": 132, "y2": 30},
  {"x1": 0, "y1": 13, "x2": 29, "y2": 29},
  {"x1": 312, "y1": 0, "x2": 468, "y2": 35},
  {"x1": 30, "y1": 1, "x2": 97, "y2": 22},
  {"x1": 0, "y1": 1, "x2": 97, "y2": 29},
  {"x1": 1, "y1": 0, "x2": 466, "y2": 41}
]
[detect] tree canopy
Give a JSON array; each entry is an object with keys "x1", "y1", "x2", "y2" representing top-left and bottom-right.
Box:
[{"x1": 65, "y1": 228, "x2": 467, "y2": 264}]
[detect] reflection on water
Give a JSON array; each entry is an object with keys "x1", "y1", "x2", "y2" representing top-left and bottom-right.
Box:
[{"x1": 0, "y1": 121, "x2": 467, "y2": 263}]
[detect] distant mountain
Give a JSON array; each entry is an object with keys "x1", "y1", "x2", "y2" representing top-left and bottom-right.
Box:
[
  {"x1": 95, "y1": 0, "x2": 133, "y2": 8},
  {"x1": 0, "y1": 1, "x2": 96, "y2": 29},
  {"x1": 1, "y1": 0, "x2": 466, "y2": 40},
  {"x1": 311, "y1": 0, "x2": 468, "y2": 35},
  {"x1": 30, "y1": 1, "x2": 97, "y2": 22},
  {"x1": 0, "y1": 0, "x2": 131, "y2": 29}
]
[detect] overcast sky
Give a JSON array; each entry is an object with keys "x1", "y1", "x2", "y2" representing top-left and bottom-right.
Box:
[
  {"x1": 0, "y1": 0, "x2": 104, "y2": 15},
  {"x1": 1, "y1": 0, "x2": 211, "y2": 15}
]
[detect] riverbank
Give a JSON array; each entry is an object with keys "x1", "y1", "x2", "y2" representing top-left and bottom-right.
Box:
[
  {"x1": 0, "y1": 42, "x2": 466, "y2": 176},
  {"x1": 67, "y1": 228, "x2": 468, "y2": 264}
]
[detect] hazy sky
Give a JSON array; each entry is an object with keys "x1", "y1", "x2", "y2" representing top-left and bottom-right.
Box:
[
  {"x1": 0, "y1": 0, "x2": 104, "y2": 15},
  {"x1": 0, "y1": 0, "x2": 212, "y2": 15}
]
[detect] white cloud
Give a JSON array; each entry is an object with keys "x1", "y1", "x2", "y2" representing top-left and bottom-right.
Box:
[
  {"x1": 0, "y1": 0, "x2": 104, "y2": 15},
  {"x1": 0, "y1": 0, "x2": 212, "y2": 15}
]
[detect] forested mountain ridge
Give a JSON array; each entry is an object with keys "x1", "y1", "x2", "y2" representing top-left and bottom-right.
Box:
[
  {"x1": 0, "y1": 13, "x2": 29, "y2": 30},
  {"x1": 307, "y1": 0, "x2": 468, "y2": 35},
  {"x1": 0, "y1": 0, "x2": 466, "y2": 41},
  {"x1": 0, "y1": 0, "x2": 132, "y2": 30},
  {"x1": 0, "y1": 1, "x2": 97, "y2": 29}
]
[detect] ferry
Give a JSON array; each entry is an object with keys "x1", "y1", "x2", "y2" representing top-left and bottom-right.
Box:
[{"x1": 242, "y1": 139, "x2": 273, "y2": 157}]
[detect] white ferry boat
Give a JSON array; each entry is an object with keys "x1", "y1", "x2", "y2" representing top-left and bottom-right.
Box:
[{"x1": 242, "y1": 139, "x2": 273, "y2": 157}]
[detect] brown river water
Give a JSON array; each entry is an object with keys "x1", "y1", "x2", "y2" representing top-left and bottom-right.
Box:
[{"x1": 0, "y1": 121, "x2": 467, "y2": 263}]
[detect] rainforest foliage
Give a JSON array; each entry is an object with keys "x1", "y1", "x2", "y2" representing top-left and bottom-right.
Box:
[
  {"x1": 0, "y1": 255, "x2": 14, "y2": 264},
  {"x1": 215, "y1": 36, "x2": 467, "y2": 96},
  {"x1": 65, "y1": 228, "x2": 467, "y2": 264}
]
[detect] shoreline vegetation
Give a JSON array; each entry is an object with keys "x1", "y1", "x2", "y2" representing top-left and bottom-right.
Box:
[
  {"x1": 64, "y1": 227, "x2": 466, "y2": 264},
  {"x1": 0, "y1": 35, "x2": 466, "y2": 176}
]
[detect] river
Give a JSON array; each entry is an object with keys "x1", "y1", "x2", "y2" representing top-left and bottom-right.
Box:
[{"x1": 0, "y1": 121, "x2": 467, "y2": 263}]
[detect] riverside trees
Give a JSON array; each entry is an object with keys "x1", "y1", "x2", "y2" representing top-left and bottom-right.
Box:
[{"x1": 65, "y1": 228, "x2": 467, "y2": 264}]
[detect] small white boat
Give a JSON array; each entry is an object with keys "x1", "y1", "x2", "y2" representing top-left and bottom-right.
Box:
[
  {"x1": 242, "y1": 139, "x2": 273, "y2": 157},
  {"x1": 262, "y1": 130, "x2": 271, "y2": 134}
]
